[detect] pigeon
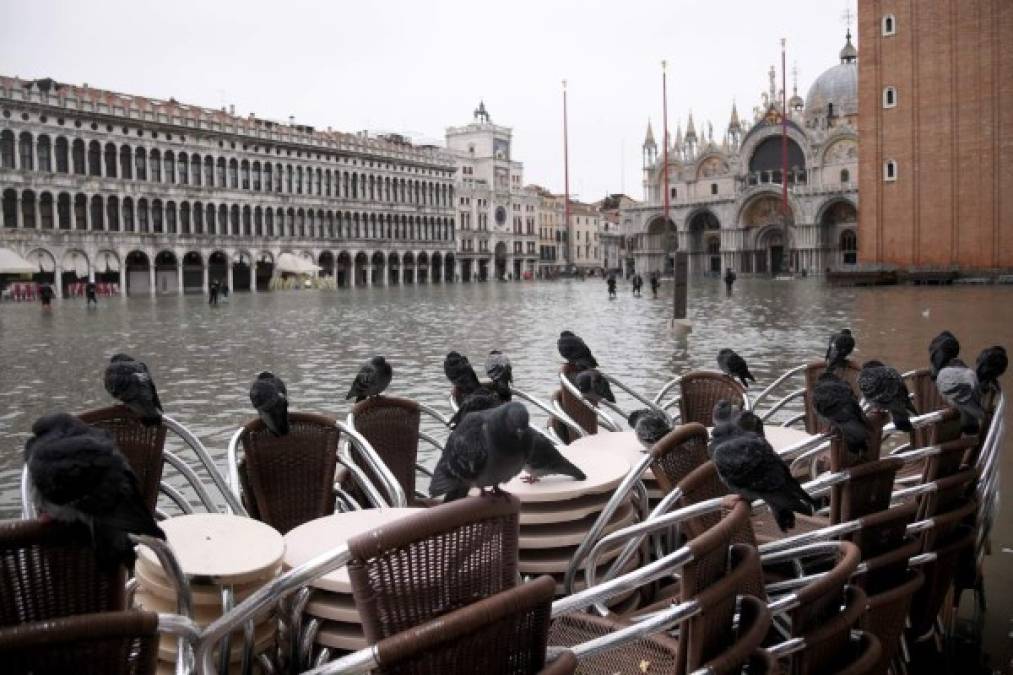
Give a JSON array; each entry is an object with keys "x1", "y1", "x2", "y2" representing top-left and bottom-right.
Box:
[
  {"x1": 103, "y1": 353, "x2": 163, "y2": 426},
  {"x1": 444, "y1": 351, "x2": 482, "y2": 398},
  {"x1": 712, "y1": 399, "x2": 737, "y2": 427},
  {"x1": 628, "y1": 409, "x2": 672, "y2": 450},
  {"x1": 557, "y1": 331, "x2": 599, "y2": 371},
  {"x1": 936, "y1": 359, "x2": 986, "y2": 434},
  {"x1": 484, "y1": 350, "x2": 513, "y2": 402},
  {"x1": 712, "y1": 400, "x2": 765, "y2": 438},
  {"x1": 710, "y1": 430, "x2": 818, "y2": 532},
  {"x1": 429, "y1": 402, "x2": 533, "y2": 502},
  {"x1": 975, "y1": 346, "x2": 1007, "y2": 393},
  {"x1": 522, "y1": 432, "x2": 587, "y2": 483},
  {"x1": 448, "y1": 387, "x2": 502, "y2": 429},
  {"x1": 858, "y1": 361, "x2": 917, "y2": 432},
  {"x1": 250, "y1": 372, "x2": 290, "y2": 436},
  {"x1": 825, "y1": 329, "x2": 855, "y2": 372},
  {"x1": 717, "y1": 349, "x2": 756, "y2": 388},
  {"x1": 574, "y1": 369, "x2": 616, "y2": 404},
  {"x1": 735, "y1": 410, "x2": 766, "y2": 438},
  {"x1": 812, "y1": 371, "x2": 871, "y2": 456},
  {"x1": 25, "y1": 412, "x2": 165, "y2": 569},
  {"x1": 346, "y1": 356, "x2": 393, "y2": 402},
  {"x1": 929, "y1": 330, "x2": 960, "y2": 380}
]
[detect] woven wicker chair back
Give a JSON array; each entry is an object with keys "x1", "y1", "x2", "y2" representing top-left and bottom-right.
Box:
[
  {"x1": 678, "y1": 372, "x2": 745, "y2": 427},
  {"x1": 352, "y1": 396, "x2": 422, "y2": 502}
]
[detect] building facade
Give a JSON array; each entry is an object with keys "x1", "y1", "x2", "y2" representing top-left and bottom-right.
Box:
[
  {"x1": 594, "y1": 194, "x2": 638, "y2": 276},
  {"x1": 0, "y1": 75, "x2": 458, "y2": 297},
  {"x1": 858, "y1": 0, "x2": 1013, "y2": 272},
  {"x1": 533, "y1": 186, "x2": 564, "y2": 278},
  {"x1": 569, "y1": 201, "x2": 602, "y2": 274},
  {"x1": 623, "y1": 33, "x2": 861, "y2": 278},
  {"x1": 446, "y1": 103, "x2": 539, "y2": 281}
]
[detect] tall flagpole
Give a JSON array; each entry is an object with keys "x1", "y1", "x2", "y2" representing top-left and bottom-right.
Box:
[
  {"x1": 781, "y1": 38, "x2": 788, "y2": 216},
  {"x1": 662, "y1": 60, "x2": 670, "y2": 226},
  {"x1": 562, "y1": 79, "x2": 571, "y2": 270}
]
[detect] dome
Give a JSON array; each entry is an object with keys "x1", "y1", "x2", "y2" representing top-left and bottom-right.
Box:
[{"x1": 804, "y1": 62, "x2": 857, "y2": 123}]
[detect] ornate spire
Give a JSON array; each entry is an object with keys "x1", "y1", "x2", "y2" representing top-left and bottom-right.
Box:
[
  {"x1": 684, "y1": 112, "x2": 697, "y2": 142},
  {"x1": 643, "y1": 119, "x2": 656, "y2": 148},
  {"x1": 840, "y1": 28, "x2": 857, "y2": 63},
  {"x1": 728, "y1": 100, "x2": 741, "y2": 131},
  {"x1": 675, "y1": 123, "x2": 683, "y2": 146},
  {"x1": 473, "y1": 100, "x2": 491, "y2": 123},
  {"x1": 789, "y1": 62, "x2": 804, "y2": 111}
]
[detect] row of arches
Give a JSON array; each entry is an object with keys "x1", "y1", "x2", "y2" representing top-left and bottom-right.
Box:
[
  {"x1": 20, "y1": 246, "x2": 459, "y2": 296},
  {"x1": 0, "y1": 130, "x2": 454, "y2": 207},
  {"x1": 1, "y1": 188, "x2": 455, "y2": 242}
]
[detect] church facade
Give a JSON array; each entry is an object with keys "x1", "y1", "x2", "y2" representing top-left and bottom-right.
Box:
[{"x1": 622, "y1": 32, "x2": 861, "y2": 278}]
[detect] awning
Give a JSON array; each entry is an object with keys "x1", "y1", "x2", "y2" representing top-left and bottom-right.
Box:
[
  {"x1": 95, "y1": 251, "x2": 120, "y2": 273},
  {"x1": 276, "y1": 252, "x2": 321, "y2": 275},
  {"x1": 0, "y1": 248, "x2": 37, "y2": 274},
  {"x1": 63, "y1": 252, "x2": 90, "y2": 277}
]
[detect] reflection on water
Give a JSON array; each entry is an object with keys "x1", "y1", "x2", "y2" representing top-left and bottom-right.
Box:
[{"x1": 1, "y1": 278, "x2": 1011, "y2": 661}]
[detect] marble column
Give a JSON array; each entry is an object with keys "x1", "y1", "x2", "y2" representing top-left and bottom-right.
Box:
[
  {"x1": 148, "y1": 264, "x2": 156, "y2": 297},
  {"x1": 176, "y1": 260, "x2": 184, "y2": 295},
  {"x1": 202, "y1": 264, "x2": 209, "y2": 295},
  {"x1": 53, "y1": 264, "x2": 63, "y2": 298},
  {"x1": 226, "y1": 262, "x2": 234, "y2": 293},
  {"x1": 118, "y1": 264, "x2": 127, "y2": 297}
]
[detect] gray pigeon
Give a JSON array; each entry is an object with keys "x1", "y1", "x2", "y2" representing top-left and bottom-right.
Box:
[
  {"x1": 484, "y1": 350, "x2": 513, "y2": 402},
  {"x1": 812, "y1": 371, "x2": 871, "y2": 456},
  {"x1": 574, "y1": 369, "x2": 615, "y2": 404},
  {"x1": 429, "y1": 402, "x2": 533, "y2": 502},
  {"x1": 346, "y1": 356, "x2": 392, "y2": 402},
  {"x1": 858, "y1": 360, "x2": 916, "y2": 432},
  {"x1": 736, "y1": 410, "x2": 766, "y2": 438},
  {"x1": 929, "y1": 331, "x2": 960, "y2": 380},
  {"x1": 710, "y1": 430, "x2": 818, "y2": 532},
  {"x1": 25, "y1": 412, "x2": 165, "y2": 569},
  {"x1": 250, "y1": 372, "x2": 289, "y2": 436},
  {"x1": 717, "y1": 349, "x2": 756, "y2": 388},
  {"x1": 444, "y1": 351, "x2": 482, "y2": 398},
  {"x1": 712, "y1": 399, "x2": 736, "y2": 427},
  {"x1": 557, "y1": 331, "x2": 598, "y2": 371},
  {"x1": 712, "y1": 400, "x2": 765, "y2": 438},
  {"x1": 825, "y1": 329, "x2": 855, "y2": 372},
  {"x1": 523, "y1": 433, "x2": 587, "y2": 483},
  {"x1": 975, "y1": 346, "x2": 1007, "y2": 393},
  {"x1": 103, "y1": 353, "x2": 163, "y2": 426},
  {"x1": 936, "y1": 359, "x2": 986, "y2": 434},
  {"x1": 628, "y1": 409, "x2": 672, "y2": 450},
  {"x1": 448, "y1": 387, "x2": 502, "y2": 429}
]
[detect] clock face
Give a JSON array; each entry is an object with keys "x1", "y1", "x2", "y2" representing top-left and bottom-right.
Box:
[{"x1": 495, "y1": 206, "x2": 507, "y2": 225}]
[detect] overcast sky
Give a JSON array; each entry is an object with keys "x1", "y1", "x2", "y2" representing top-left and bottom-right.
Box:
[{"x1": 1, "y1": 0, "x2": 854, "y2": 200}]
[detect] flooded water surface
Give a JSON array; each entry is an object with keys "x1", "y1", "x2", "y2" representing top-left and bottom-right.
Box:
[{"x1": 1, "y1": 278, "x2": 1011, "y2": 666}]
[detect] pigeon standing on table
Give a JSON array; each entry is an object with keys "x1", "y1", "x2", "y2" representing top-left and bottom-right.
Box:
[
  {"x1": 717, "y1": 349, "x2": 756, "y2": 388},
  {"x1": 825, "y1": 329, "x2": 855, "y2": 372},
  {"x1": 25, "y1": 412, "x2": 165, "y2": 569},
  {"x1": 936, "y1": 359, "x2": 986, "y2": 434},
  {"x1": 250, "y1": 372, "x2": 290, "y2": 436},
  {"x1": 557, "y1": 331, "x2": 599, "y2": 372},
  {"x1": 628, "y1": 409, "x2": 672, "y2": 450},
  {"x1": 975, "y1": 346, "x2": 1008, "y2": 393},
  {"x1": 574, "y1": 369, "x2": 616, "y2": 404},
  {"x1": 812, "y1": 371, "x2": 871, "y2": 456},
  {"x1": 429, "y1": 402, "x2": 534, "y2": 502},
  {"x1": 522, "y1": 432, "x2": 587, "y2": 483},
  {"x1": 709, "y1": 430, "x2": 818, "y2": 532},
  {"x1": 346, "y1": 356, "x2": 393, "y2": 402},
  {"x1": 485, "y1": 350, "x2": 513, "y2": 401},
  {"x1": 103, "y1": 353, "x2": 163, "y2": 426},
  {"x1": 858, "y1": 360, "x2": 917, "y2": 432},
  {"x1": 444, "y1": 351, "x2": 482, "y2": 398},
  {"x1": 929, "y1": 330, "x2": 960, "y2": 380}
]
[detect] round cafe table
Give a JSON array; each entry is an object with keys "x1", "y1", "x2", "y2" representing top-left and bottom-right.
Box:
[
  {"x1": 133, "y1": 513, "x2": 284, "y2": 670},
  {"x1": 282, "y1": 508, "x2": 422, "y2": 654}
]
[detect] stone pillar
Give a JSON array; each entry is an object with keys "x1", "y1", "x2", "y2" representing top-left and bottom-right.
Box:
[
  {"x1": 202, "y1": 263, "x2": 209, "y2": 294},
  {"x1": 53, "y1": 264, "x2": 63, "y2": 298},
  {"x1": 366, "y1": 265, "x2": 373, "y2": 287},
  {"x1": 148, "y1": 263, "x2": 156, "y2": 297},
  {"x1": 119, "y1": 263, "x2": 127, "y2": 297},
  {"x1": 177, "y1": 260, "x2": 184, "y2": 295},
  {"x1": 226, "y1": 262, "x2": 234, "y2": 293},
  {"x1": 14, "y1": 196, "x2": 21, "y2": 228},
  {"x1": 250, "y1": 265, "x2": 258, "y2": 294},
  {"x1": 84, "y1": 197, "x2": 91, "y2": 231}
]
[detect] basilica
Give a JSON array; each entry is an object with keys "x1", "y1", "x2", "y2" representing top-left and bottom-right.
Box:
[{"x1": 623, "y1": 31, "x2": 860, "y2": 278}]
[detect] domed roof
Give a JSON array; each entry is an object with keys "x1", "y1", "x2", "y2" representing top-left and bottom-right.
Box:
[{"x1": 804, "y1": 62, "x2": 857, "y2": 120}]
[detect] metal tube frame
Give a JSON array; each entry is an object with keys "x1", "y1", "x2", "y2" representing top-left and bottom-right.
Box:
[
  {"x1": 338, "y1": 417, "x2": 407, "y2": 508},
  {"x1": 559, "y1": 373, "x2": 621, "y2": 432},
  {"x1": 511, "y1": 387, "x2": 588, "y2": 439},
  {"x1": 162, "y1": 413, "x2": 247, "y2": 516},
  {"x1": 599, "y1": 370, "x2": 672, "y2": 419}
]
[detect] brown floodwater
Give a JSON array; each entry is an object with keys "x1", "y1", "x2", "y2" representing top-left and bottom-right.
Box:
[{"x1": 0, "y1": 278, "x2": 1010, "y2": 667}]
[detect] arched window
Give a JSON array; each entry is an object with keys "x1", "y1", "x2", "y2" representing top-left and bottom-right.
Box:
[
  {"x1": 204, "y1": 156, "x2": 214, "y2": 186},
  {"x1": 104, "y1": 143, "x2": 117, "y2": 177},
  {"x1": 840, "y1": 230, "x2": 857, "y2": 265},
  {"x1": 216, "y1": 157, "x2": 226, "y2": 186},
  {"x1": 193, "y1": 202, "x2": 203, "y2": 235},
  {"x1": 72, "y1": 139, "x2": 85, "y2": 174},
  {"x1": 150, "y1": 149, "x2": 161, "y2": 182},
  {"x1": 88, "y1": 140, "x2": 101, "y2": 176},
  {"x1": 241, "y1": 160, "x2": 250, "y2": 190},
  {"x1": 120, "y1": 145, "x2": 132, "y2": 179},
  {"x1": 252, "y1": 161, "x2": 261, "y2": 191},
  {"x1": 123, "y1": 197, "x2": 134, "y2": 232},
  {"x1": 165, "y1": 201, "x2": 176, "y2": 234},
  {"x1": 54, "y1": 138, "x2": 69, "y2": 173},
  {"x1": 180, "y1": 201, "x2": 190, "y2": 234},
  {"x1": 190, "y1": 154, "x2": 201, "y2": 187},
  {"x1": 882, "y1": 15, "x2": 896, "y2": 36},
  {"x1": 135, "y1": 147, "x2": 147, "y2": 180},
  {"x1": 0, "y1": 131, "x2": 14, "y2": 168},
  {"x1": 840, "y1": 168, "x2": 850, "y2": 184},
  {"x1": 163, "y1": 150, "x2": 175, "y2": 184},
  {"x1": 883, "y1": 86, "x2": 897, "y2": 108},
  {"x1": 107, "y1": 196, "x2": 120, "y2": 231},
  {"x1": 57, "y1": 193, "x2": 72, "y2": 229},
  {"x1": 36, "y1": 135, "x2": 52, "y2": 172},
  {"x1": 883, "y1": 160, "x2": 897, "y2": 182},
  {"x1": 177, "y1": 152, "x2": 188, "y2": 185},
  {"x1": 20, "y1": 133, "x2": 35, "y2": 171},
  {"x1": 228, "y1": 159, "x2": 238, "y2": 189}
]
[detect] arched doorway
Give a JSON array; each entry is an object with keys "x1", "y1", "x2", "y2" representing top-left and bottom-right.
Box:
[
  {"x1": 494, "y1": 242, "x2": 508, "y2": 280},
  {"x1": 256, "y1": 252, "x2": 274, "y2": 291},
  {"x1": 318, "y1": 251, "x2": 334, "y2": 277},
  {"x1": 125, "y1": 250, "x2": 151, "y2": 296},
  {"x1": 687, "y1": 210, "x2": 720, "y2": 276},
  {"x1": 154, "y1": 250, "x2": 178, "y2": 294},
  {"x1": 387, "y1": 252, "x2": 400, "y2": 285},
  {"x1": 354, "y1": 252, "x2": 369, "y2": 286},
  {"x1": 60, "y1": 249, "x2": 89, "y2": 296},
  {"x1": 740, "y1": 194, "x2": 793, "y2": 275},
  {"x1": 94, "y1": 250, "x2": 120, "y2": 289},
  {"x1": 403, "y1": 252, "x2": 415, "y2": 284},
  {"x1": 840, "y1": 230, "x2": 857, "y2": 266},
  {"x1": 431, "y1": 252, "x2": 442, "y2": 283},
  {"x1": 444, "y1": 254, "x2": 455, "y2": 282},
  {"x1": 336, "y1": 251, "x2": 352, "y2": 287},
  {"x1": 232, "y1": 251, "x2": 252, "y2": 291},
  {"x1": 370, "y1": 252, "x2": 385, "y2": 286},
  {"x1": 706, "y1": 237, "x2": 721, "y2": 275},
  {"x1": 26, "y1": 248, "x2": 56, "y2": 290},
  {"x1": 756, "y1": 228, "x2": 787, "y2": 276},
  {"x1": 417, "y1": 252, "x2": 429, "y2": 283},
  {"x1": 208, "y1": 251, "x2": 228, "y2": 287},
  {"x1": 644, "y1": 216, "x2": 677, "y2": 276},
  {"x1": 182, "y1": 251, "x2": 203, "y2": 294}
]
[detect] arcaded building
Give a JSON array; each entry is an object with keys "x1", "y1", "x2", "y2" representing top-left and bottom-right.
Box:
[
  {"x1": 858, "y1": 0, "x2": 1013, "y2": 272},
  {"x1": 623, "y1": 33, "x2": 861, "y2": 278},
  {"x1": 0, "y1": 75, "x2": 458, "y2": 296}
]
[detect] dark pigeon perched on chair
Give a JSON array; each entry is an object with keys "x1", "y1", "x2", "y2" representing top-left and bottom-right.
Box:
[
  {"x1": 628, "y1": 409, "x2": 672, "y2": 450},
  {"x1": 858, "y1": 361, "x2": 916, "y2": 432},
  {"x1": 717, "y1": 349, "x2": 756, "y2": 388},
  {"x1": 103, "y1": 353, "x2": 163, "y2": 426},
  {"x1": 975, "y1": 346, "x2": 1007, "y2": 393},
  {"x1": 485, "y1": 350, "x2": 513, "y2": 401},
  {"x1": 443, "y1": 351, "x2": 482, "y2": 398},
  {"x1": 736, "y1": 410, "x2": 765, "y2": 437},
  {"x1": 522, "y1": 432, "x2": 586, "y2": 484},
  {"x1": 825, "y1": 329, "x2": 855, "y2": 372},
  {"x1": 936, "y1": 359, "x2": 986, "y2": 434},
  {"x1": 557, "y1": 331, "x2": 598, "y2": 372},
  {"x1": 25, "y1": 412, "x2": 165, "y2": 569},
  {"x1": 708, "y1": 423, "x2": 817, "y2": 532},
  {"x1": 713, "y1": 399, "x2": 765, "y2": 438},
  {"x1": 448, "y1": 387, "x2": 502, "y2": 429},
  {"x1": 346, "y1": 356, "x2": 392, "y2": 402},
  {"x1": 929, "y1": 330, "x2": 960, "y2": 380},
  {"x1": 812, "y1": 371, "x2": 871, "y2": 457},
  {"x1": 429, "y1": 402, "x2": 533, "y2": 502},
  {"x1": 574, "y1": 369, "x2": 615, "y2": 404},
  {"x1": 250, "y1": 372, "x2": 290, "y2": 436}
]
